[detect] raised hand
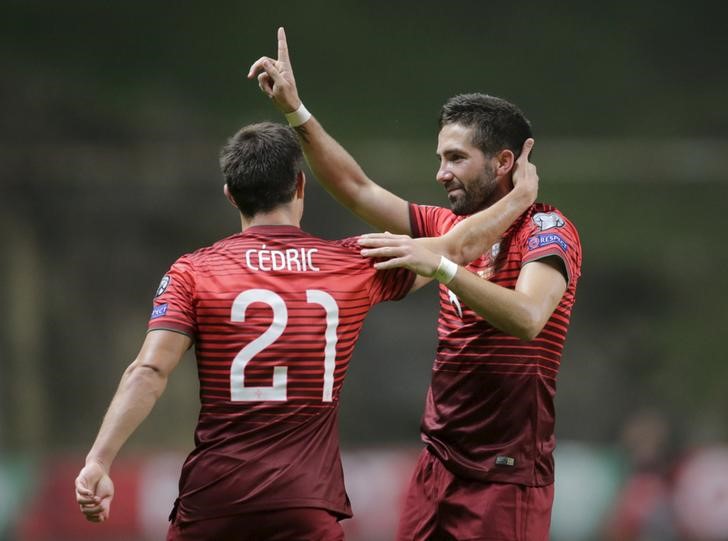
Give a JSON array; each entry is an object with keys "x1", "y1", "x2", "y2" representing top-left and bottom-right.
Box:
[
  {"x1": 247, "y1": 27, "x2": 301, "y2": 114},
  {"x1": 512, "y1": 138, "x2": 538, "y2": 202},
  {"x1": 75, "y1": 461, "x2": 114, "y2": 523}
]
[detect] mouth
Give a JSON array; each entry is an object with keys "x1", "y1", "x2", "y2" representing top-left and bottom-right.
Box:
[{"x1": 446, "y1": 185, "x2": 464, "y2": 197}]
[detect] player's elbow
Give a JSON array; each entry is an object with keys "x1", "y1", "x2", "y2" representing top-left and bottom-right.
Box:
[
  {"x1": 441, "y1": 224, "x2": 497, "y2": 265},
  {"x1": 441, "y1": 240, "x2": 478, "y2": 266},
  {"x1": 125, "y1": 362, "x2": 169, "y2": 399},
  {"x1": 456, "y1": 242, "x2": 485, "y2": 265},
  {"x1": 510, "y1": 308, "x2": 546, "y2": 342},
  {"x1": 512, "y1": 324, "x2": 542, "y2": 342}
]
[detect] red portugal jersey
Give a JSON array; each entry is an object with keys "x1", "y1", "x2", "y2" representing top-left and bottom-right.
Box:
[
  {"x1": 147, "y1": 225, "x2": 414, "y2": 521},
  {"x1": 409, "y1": 202, "x2": 582, "y2": 486}
]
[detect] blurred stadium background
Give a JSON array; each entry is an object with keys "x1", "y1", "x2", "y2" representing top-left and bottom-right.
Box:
[{"x1": 2, "y1": 2, "x2": 728, "y2": 540}]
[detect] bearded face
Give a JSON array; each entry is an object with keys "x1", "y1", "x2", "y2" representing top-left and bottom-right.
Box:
[
  {"x1": 445, "y1": 160, "x2": 498, "y2": 215},
  {"x1": 436, "y1": 123, "x2": 499, "y2": 215}
]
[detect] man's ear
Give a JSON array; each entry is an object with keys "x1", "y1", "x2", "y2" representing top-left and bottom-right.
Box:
[
  {"x1": 223, "y1": 184, "x2": 238, "y2": 208},
  {"x1": 295, "y1": 171, "x2": 306, "y2": 199},
  {"x1": 495, "y1": 149, "x2": 516, "y2": 177}
]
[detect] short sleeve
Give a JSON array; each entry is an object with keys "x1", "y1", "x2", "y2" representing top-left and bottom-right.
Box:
[
  {"x1": 409, "y1": 203, "x2": 458, "y2": 238},
  {"x1": 336, "y1": 237, "x2": 416, "y2": 306},
  {"x1": 147, "y1": 255, "x2": 196, "y2": 337},
  {"x1": 520, "y1": 210, "x2": 582, "y2": 286},
  {"x1": 368, "y1": 266, "x2": 416, "y2": 305}
]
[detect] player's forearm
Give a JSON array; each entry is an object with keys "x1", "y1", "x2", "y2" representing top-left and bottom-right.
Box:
[
  {"x1": 293, "y1": 117, "x2": 410, "y2": 233},
  {"x1": 435, "y1": 185, "x2": 535, "y2": 265},
  {"x1": 86, "y1": 362, "x2": 168, "y2": 471},
  {"x1": 447, "y1": 269, "x2": 543, "y2": 340},
  {"x1": 293, "y1": 118, "x2": 371, "y2": 210}
]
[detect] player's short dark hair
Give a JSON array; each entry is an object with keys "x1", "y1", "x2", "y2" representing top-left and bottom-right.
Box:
[
  {"x1": 219, "y1": 122, "x2": 303, "y2": 217},
  {"x1": 439, "y1": 93, "x2": 532, "y2": 157}
]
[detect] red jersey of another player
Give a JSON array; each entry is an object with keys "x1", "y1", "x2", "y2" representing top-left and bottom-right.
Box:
[
  {"x1": 409, "y1": 202, "x2": 582, "y2": 486},
  {"x1": 148, "y1": 225, "x2": 414, "y2": 522}
]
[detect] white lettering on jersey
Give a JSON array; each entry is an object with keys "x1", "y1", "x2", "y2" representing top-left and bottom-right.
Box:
[{"x1": 244, "y1": 245, "x2": 320, "y2": 272}]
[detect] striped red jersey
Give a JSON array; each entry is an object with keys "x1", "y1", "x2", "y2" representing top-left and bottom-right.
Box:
[
  {"x1": 409, "y1": 202, "x2": 582, "y2": 486},
  {"x1": 148, "y1": 225, "x2": 414, "y2": 521}
]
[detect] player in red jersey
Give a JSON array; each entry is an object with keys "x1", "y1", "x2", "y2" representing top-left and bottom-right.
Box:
[
  {"x1": 74, "y1": 121, "x2": 537, "y2": 540},
  {"x1": 250, "y1": 28, "x2": 582, "y2": 541}
]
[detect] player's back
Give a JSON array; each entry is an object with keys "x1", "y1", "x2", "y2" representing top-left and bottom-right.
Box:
[{"x1": 149, "y1": 224, "x2": 413, "y2": 522}]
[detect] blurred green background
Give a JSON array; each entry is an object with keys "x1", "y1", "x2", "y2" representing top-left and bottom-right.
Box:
[{"x1": 2, "y1": 1, "x2": 728, "y2": 539}]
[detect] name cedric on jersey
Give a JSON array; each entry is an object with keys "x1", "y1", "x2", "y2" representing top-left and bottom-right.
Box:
[{"x1": 245, "y1": 245, "x2": 320, "y2": 272}]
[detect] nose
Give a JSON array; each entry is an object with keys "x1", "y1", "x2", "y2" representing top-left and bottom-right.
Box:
[{"x1": 436, "y1": 164, "x2": 453, "y2": 185}]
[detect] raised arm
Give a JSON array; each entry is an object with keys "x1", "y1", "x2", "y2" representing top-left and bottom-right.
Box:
[
  {"x1": 75, "y1": 330, "x2": 191, "y2": 522},
  {"x1": 248, "y1": 27, "x2": 411, "y2": 234}
]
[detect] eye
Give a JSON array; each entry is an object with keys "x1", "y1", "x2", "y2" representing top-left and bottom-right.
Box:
[{"x1": 439, "y1": 151, "x2": 466, "y2": 164}]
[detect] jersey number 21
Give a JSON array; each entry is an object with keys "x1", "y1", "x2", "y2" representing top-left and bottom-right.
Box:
[{"x1": 229, "y1": 288, "x2": 338, "y2": 403}]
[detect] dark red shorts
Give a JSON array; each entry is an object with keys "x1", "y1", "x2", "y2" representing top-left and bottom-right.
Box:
[
  {"x1": 167, "y1": 507, "x2": 344, "y2": 541},
  {"x1": 397, "y1": 447, "x2": 554, "y2": 541}
]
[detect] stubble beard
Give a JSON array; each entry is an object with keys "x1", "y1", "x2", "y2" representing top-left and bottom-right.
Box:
[{"x1": 449, "y1": 165, "x2": 498, "y2": 216}]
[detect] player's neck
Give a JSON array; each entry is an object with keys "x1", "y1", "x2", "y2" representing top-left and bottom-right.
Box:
[
  {"x1": 482, "y1": 179, "x2": 512, "y2": 209},
  {"x1": 241, "y1": 207, "x2": 301, "y2": 231}
]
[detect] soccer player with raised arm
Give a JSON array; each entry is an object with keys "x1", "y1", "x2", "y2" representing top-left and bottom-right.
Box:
[
  {"x1": 250, "y1": 28, "x2": 582, "y2": 541},
  {"x1": 74, "y1": 120, "x2": 538, "y2": 540}
]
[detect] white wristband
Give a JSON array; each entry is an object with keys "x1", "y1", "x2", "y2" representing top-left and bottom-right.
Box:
[
  {"x1": 285, "y1": 103, "x2": 312, "y2": 127},
  {"x1": 433, "y1": 256, "x2": 458, "y2": 284}
]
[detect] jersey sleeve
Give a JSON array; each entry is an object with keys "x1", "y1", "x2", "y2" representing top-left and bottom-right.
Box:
[
  {"x1": 519, "y1": 210, "x2": 582, "y2": 286},
  {"x1": 409, "y1": 203, "x2": 456, "y2": 238},
  {"x1": 337, "y1": 236, "x2": 416, "y2": 305},
  {"x1": 147, "y1": 255, "x2": 197, "y2": 337},
  {"x1": 368, "y1": 266, "x2": 416, "y2": 305}
]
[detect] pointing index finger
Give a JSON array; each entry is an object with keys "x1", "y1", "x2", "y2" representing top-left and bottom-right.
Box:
[{"x1": 277, "y1": 27, "x2": 290, "y2": 64}]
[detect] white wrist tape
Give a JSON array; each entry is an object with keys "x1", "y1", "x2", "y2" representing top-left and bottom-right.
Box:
[
  {"x1": 433, "y1": 256, "x2": 458, "y2": 284},
  {"x1": 285, "y1": 103, "x2": 312, "y2": 127}
]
